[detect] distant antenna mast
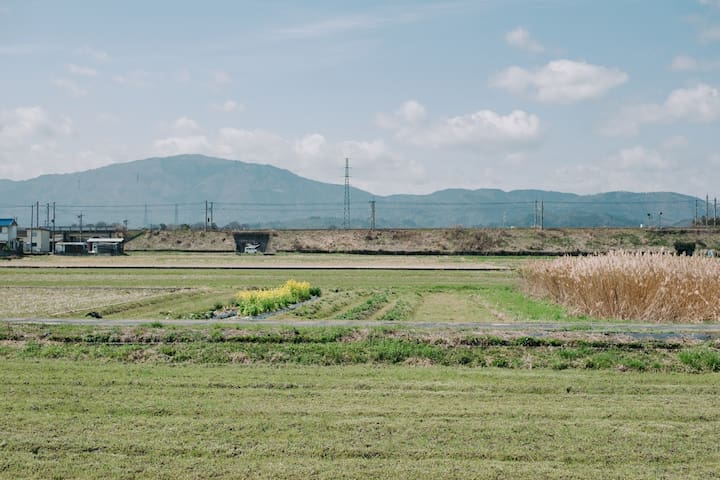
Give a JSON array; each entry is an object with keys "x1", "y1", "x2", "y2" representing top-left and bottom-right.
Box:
[{"x1": 343, "y1": 158, "x2": 351, "y2": 229}]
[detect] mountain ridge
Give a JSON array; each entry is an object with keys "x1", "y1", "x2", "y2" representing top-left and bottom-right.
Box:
[{"x1": 0, "y1": 154, "x2": 701, "y2": 228}]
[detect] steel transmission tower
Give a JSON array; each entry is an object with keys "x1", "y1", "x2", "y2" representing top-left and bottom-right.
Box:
[{"x1": 343, "y1": 158, "x2": 351, "y2": 229}]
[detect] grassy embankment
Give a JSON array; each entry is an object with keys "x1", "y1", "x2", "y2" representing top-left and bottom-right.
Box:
[
  {"x1": 1, "y1": 360, "x2": 719, "y2": 479},
  {"x1": 123, "y1": 227, "x2": 720, "y2": 254}
]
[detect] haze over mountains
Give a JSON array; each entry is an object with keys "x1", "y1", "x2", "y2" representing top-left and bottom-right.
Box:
[{"x1": 0, "y1": 155, "x2": 701, "y2": 229}]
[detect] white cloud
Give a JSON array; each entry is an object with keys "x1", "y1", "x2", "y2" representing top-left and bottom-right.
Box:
[
  {"x1": 491, "y1": 59, "x2": 628, "y2": 103},
  {"x1": 505, "y1": 27, "x2": 545, "y2": 53},
  {"x1": 272, "y1": 14, "x2": 389, "y2": 39},
  {"x1": 661, "y1": 135, "x2": 688, "y2": 149},
  {"x1": 699, "y1": 25, "x2": 720, "y2": 42},
  {"x1": 602, "y1": 83, "x2": 720, "y2": 136},
  {"x1": 65, "y1": 63, "x2": 98, "y2": 77},
  {"x1": 375, "y1": 100, "x2": 427, "y2": 129},
  {"x1": 113, "y1": 70, "x2": 152, "y2": 88},
  {"x1": 97, "y1": 113, "x2": 119, "y2": 123},
  {"x1": 175, "y1": 70, "x2": 191, "y2": 83},
  {"x1": 211, "y1": 71, "x2": 231, "y2": 89},
  {"x1": 554, "y1": 146, "x2": 678, "y2": 194},
  {"x1": 0, "y1": 43, "x2": 57, "y2": 55},
  {"x1": 75, "y1": 46, "x2": 109, "y2": 62},
  {"x1": 294, "y1": 133, "x2": 328, "y2": 157},
  {"x1": 378, "y1": 101, "x2": 541, "y2": 148},
  {"x1": 150, "y1": 127, "x2": 423, "y2": 194},
  {"x1": 52, "y1": 77, "x2": 88, "y2": 97},
  {"x1": 174, "y1": 116, "x2": 201, "y2": 132},
  {"x1": 153, "y1": 135, "x2": 212, "y2": 156},
  {"x1": 671, "y1": 55, "x2": 700, "y2": 71},
  {"x1": 671, "y1": 55, "x2": 720, "y2": 71},
  {"x1": 0, "y1": 107, "x2": 72, "y2": 147},
  {"x1": 415, "y1": 110, "x2": 541, "y2": 147},
  {"x1": 212, "y1": 100, "x2": 243, "y2": 112},
  {"x1": 612, "y1": 146, "x2": 673, "y2": 170},
  {"x1": 0, "y1": 107, "x2": 77, "y2": 179},
  {"x1": 216, "y1": 128, "x2": 287, "y2": 162}
]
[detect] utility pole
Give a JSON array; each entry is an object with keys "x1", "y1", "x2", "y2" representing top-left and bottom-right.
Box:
[
  {"x1": 36, "y1": 201, "x2": 39, "y2": 234},
  {"x1": 143, "y1": 204, "x2": 148, "y2": 229},
  {"x1": 51, "y1": 202, "x2": 55, "y2": 253},
  {"x1": 540, "y1": 200, "x2": 544, "y2": 230},
  {"x1": 533, "y1": 200, "x2": 538, "y2": 229},
  {"x1": 45, "y1": 203, "x2": 49, "y2": 228},
  {"x1": 30, "y1": 203, "x2": 34, "y2": 253},
  {"x1": 715, "y1": 198, "x2": 717, "y2": 227},
  {"x1": 369, "y1": 198, "x2": 376, "y2": 231},
  {"x1": 78, "y1": 213, "x2": 83, "y2": 242},
  {"x1": 343, "y1": 158, "x2": 351, "y2": 229},
  {"x1": 706, "y1": 194, "x2": 709, "y2": 226},
  {"x1": 210, "y1": 202, "x2": 214, "y2": 229},
  {"x1": 204, "y1": 200, "x2": 208, "y2": 232},
  {"x1": 695, "y1": 199, "x2": 699, "y2": 226}
]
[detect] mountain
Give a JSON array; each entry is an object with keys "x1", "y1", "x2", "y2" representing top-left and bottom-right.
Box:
[{"x1": 0, "y1": 154, "x2": 701, "y2": 228}]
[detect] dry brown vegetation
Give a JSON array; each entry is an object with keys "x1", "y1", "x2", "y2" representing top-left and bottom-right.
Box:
[
  {"x1": 0, "y1": 286, "x2": 187, "y2": 318},
  {"x1": 124, "y1": 227, "x2": 720, "y2": 255},
  {"x1": 520, "y1": 251, "x2": 720, "y2": 322}
]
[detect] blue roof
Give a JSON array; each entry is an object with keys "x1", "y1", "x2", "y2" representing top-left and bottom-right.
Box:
[{"x1": 0, "y1": 218, "x2": 17, "y2": 227}]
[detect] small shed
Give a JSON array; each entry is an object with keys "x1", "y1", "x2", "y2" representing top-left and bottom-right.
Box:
[
  {"x1": 55, "y1": 242, "x2": 88, "y2": 255},
  {"x1": 0, "y1": 218, "x2": 19, "y2": 252},
  {"x1": 23, "y1": 228, "x2": 51, "y2": 253},
  {"x1": 87, "y1": 237, "x2": 124, "y2": 255}
]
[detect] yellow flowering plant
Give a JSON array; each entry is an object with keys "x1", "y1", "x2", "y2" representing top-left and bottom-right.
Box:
[{"x1": 235, "y1": 280, "x2": 318, "y2": 316}]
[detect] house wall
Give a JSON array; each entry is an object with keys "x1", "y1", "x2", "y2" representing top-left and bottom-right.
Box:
[
  {"x1": 1, "y1": 225, "x2": 17, "y2": 243},
  {"x1": 24, "y1": 229, "x2": 50, "y2": 253}
]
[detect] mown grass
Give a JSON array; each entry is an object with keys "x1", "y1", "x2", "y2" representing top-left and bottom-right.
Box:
[
  {"x1": 1, "y1": 323, "x2": 719, "y2": 372},
  {"x1": 1, "y1": 359, "x2": 720, "y2": 479}
]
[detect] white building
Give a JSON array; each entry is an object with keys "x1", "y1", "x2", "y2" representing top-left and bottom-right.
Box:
[
  {"x1": 24, "y1": 228, "x2": 51, "y2": 253},
  {"x1": 0, "y1": 218, "x2": 19, "y2": 252},
  {"x1": 87, "y1": 237, "x2": 124, "y2": 255}
]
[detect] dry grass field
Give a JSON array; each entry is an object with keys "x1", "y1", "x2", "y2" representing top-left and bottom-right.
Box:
[{"x1": 521, "y1": 252, "x2": 720, "y2": 322}]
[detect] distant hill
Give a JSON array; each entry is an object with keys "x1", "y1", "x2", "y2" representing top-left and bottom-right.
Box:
[{"x1": 0, "y1": 154, "x2": 701, "y2": 228}]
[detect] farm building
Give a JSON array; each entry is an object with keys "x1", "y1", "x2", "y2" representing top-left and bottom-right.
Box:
[
  {"x1": 87, "y1": 237, "x2": 124, "y2": 255},
  {"x1": 54, "y1": 242, "x2": 88, "y2": 255},
  {"x1": 22, "y1": 228, "x2": 51, "y2": 253},
  {"x1": 0, "y1": 218, "x2": 20, "y2": 252}
]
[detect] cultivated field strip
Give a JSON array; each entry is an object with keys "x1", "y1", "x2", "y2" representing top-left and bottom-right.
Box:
[{"x1": 0, "y1": 286, "x2": 193, "y2": 318}]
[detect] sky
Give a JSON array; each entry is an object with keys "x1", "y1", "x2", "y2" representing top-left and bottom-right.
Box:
[{"x1": 0, "y1": 0, "x2": 719, "y2": 197}]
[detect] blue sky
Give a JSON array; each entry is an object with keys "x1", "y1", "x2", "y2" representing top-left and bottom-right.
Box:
[{"x1": 1, "y1": 0, "x2": 719, "y2": 196}]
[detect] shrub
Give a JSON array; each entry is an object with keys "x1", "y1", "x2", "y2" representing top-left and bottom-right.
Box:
[
  {"x1": 235, "y1": 280, "x2": 316, "y2": 317},
  {"x1": 520, "y1": 251, "x2": 720, "y2": 322}
]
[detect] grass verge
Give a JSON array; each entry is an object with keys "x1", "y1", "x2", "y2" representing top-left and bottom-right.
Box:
[
  {"x1": 1, "y1": 324, "x2": 719, "y2": 372},
  {"x1": 1, "y1": 360, "x2": 720, "y2": 479}
]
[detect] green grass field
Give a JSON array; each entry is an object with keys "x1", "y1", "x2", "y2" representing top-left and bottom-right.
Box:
[
  {"x1": 1, "y1": 360, "x2": 719, "y2": 479},
  {"x1": 3, "y1": 254, "x2": 720, "y2": 478},
  {"x1": 0, "y1": 262, "x2": 580, "y2": 323}
]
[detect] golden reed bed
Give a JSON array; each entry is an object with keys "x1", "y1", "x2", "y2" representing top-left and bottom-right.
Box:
[{"x1": 520, "y1": 251, "x2": 720, "y2": 323}]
